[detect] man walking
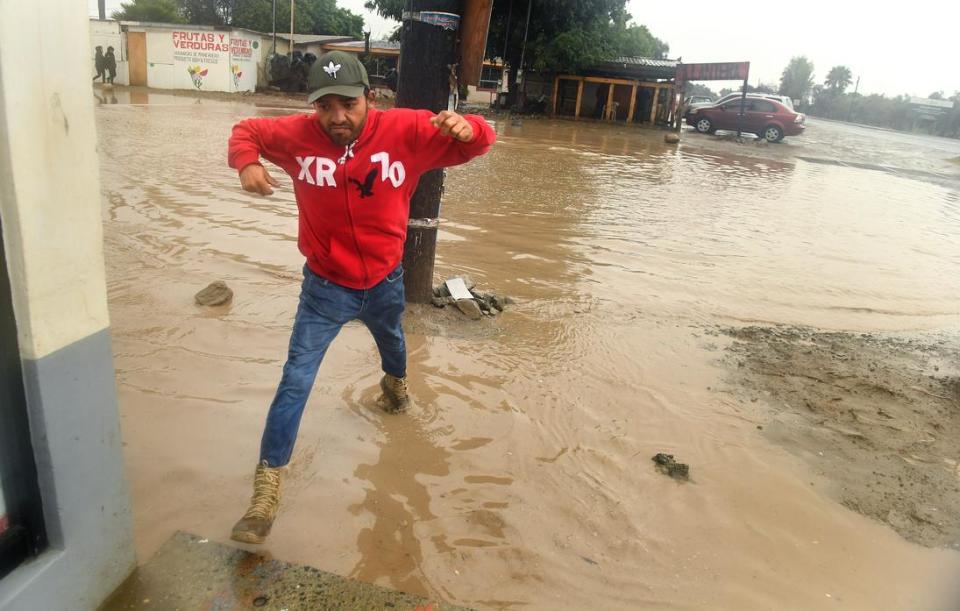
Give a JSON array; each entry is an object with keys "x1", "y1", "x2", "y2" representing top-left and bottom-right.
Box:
[
  {"x1": 226, "y1": 51, "x2": 495, "y2": 544},
  {"x1": 104, "y1": 46, "x2": 117, "y2": 84},
  {"x1": 93, "y1": 46, "x2": 106, "y2": 83}
]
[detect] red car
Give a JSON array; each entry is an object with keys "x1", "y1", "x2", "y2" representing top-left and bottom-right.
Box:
[{"x1": 686, "y1": 97, "x2": 805, "y2": 142}]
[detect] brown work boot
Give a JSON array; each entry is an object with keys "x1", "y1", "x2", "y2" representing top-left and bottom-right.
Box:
[
  {"x1": 231, "y1": 461, "x2": 282, "y2": 544},
  {"x1": 379, "y1": 374, "x2": 409, "y2": 413}
]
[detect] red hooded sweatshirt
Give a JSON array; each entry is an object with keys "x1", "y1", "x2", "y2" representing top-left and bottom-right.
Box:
[{"x1": 228, "y1": 107, "x2": 495, "y2": 289}]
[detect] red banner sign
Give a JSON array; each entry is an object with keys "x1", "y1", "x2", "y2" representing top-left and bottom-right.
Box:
[{"x1": 676, "y1": 62, "x2": 750, "y2": 83}]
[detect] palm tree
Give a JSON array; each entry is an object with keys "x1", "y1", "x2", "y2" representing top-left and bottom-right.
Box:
[{"x1": 824, "y1": 65, "x2": 853, "y2": 93}]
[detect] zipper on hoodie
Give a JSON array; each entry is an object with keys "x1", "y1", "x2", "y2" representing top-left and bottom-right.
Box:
[{"x1": 339, "y1": 141, "x2": 369, "y2": 288}]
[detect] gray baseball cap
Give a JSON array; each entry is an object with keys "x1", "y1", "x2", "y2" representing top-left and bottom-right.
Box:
[{"x1": 307, "y1": 50, "x2": 370, "y2": 103}]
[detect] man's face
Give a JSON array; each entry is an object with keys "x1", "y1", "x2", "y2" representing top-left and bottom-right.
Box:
[{"x1": 313, "y1": 91, "x2": 376, "y2": 146}]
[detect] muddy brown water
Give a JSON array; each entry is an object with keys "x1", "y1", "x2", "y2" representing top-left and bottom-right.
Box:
[{"x1": 95, "y1": 91, "x2": 960, "y2": 610}]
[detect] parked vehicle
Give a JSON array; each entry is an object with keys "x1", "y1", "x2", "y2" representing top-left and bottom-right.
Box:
[
  {"x1": 684, "y1": 95, "x2": 713, "y2": 105},
  {"x1": 687, "y1": 92, "x2": 795, "y2": 113},
  {"x1": 685, "y1": 97, "x2": 806, "y2": 142}
]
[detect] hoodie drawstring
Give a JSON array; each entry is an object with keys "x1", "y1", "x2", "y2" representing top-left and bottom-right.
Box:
[{"x1": 338, "y1": 140, "x2": 356, "y2": 165}]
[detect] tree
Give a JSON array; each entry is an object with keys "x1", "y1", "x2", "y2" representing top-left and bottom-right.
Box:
[
  {"x1": 928, "y1": 91, "x2": 944, "y2": 100},
  {"x1": 487, "y1": 1, "x2": 665, "y2": 73},
  {"x1": 365, "y1": 0, "x2": 668, "y2": 108},
  {"x1": 779, "y1": 56, "x2": 815, "y2": 103},
  {"x1": 179, "y1": 0, "x2": 231, "y2": 24},
  {"x1": 615, "y1": 23, "x2": 668, "y2": 60},
  {"x1": 364, "y1": 0, "x2": 402, "y2": 19},
  {"x1": 112, "y1": 0, "x2": 186, "y2": 22},
  {"x1": 747, "y1": 82, "x2": 776, "y2": 94},
  {"x1": 165, "y1": 0, "x2": 363, "y2": 36},
  {"x1": 686, "y1": 83, "x2": 716, "y2": 99},
  {"x1": 824, "y1": 65, "x2": 852, "y2": 93}
]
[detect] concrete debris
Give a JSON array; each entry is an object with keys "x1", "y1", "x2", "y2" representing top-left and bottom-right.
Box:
[
  {"x1": 445, "y1": 277, "x2": 474, "y2": 301},
  {"x1": 431, "y1": 276, "x2": 513, "y2": 320},
  {"x1": 455, "y1": 298, "x2": 483, "y2": 320},
  {"x1": 433, "y1": 275, "x2": 475, "y2": 298}
]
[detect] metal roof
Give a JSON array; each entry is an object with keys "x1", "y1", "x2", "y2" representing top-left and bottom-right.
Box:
[
  {"x1": 592, "y1": 56, "x2": 679, "y2": 80},
  {"x1": 326, "y1": 40, "x2": 401, "y2": 51},
  {"x1": 114, "y1": 20, "x2": 354, "y2": 44},
  {"x1": 909, "y1": 96, "x2": 954, "y2": 109},
  {"x1": 274, "y1": 33, "x2": 355, "y2": 44},
  {"x1": 608, "y1": 56, "x2": 678, "y2": 68}
]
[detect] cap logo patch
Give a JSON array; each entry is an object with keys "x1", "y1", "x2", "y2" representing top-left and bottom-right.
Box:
[{"x1": 323, "y1": 61, "x2": 342, "y2": 79}]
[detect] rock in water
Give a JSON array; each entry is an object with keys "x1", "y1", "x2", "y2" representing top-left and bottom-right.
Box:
[
  {"x1": 455, "y1": 298, "x2": 483, "y2": 320},
  {"x1": 195, "y1": 281, "x2": 233, "y2": 306},
  {"x1": 664, "y1": 133, "x2": 680, "y2": 144}
]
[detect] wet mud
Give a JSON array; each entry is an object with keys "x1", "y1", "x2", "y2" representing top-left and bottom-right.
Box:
[{"x1": 720, "y1": 326, "x2": 960, "y2": 548}]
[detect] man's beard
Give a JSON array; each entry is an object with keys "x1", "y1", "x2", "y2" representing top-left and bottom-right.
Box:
[
  {"x1": 325, "y1": 126, "x2": 357, "y2": 145},
  {"x1": 323, "y1": 109, "x2": 367, "y2": 146}
]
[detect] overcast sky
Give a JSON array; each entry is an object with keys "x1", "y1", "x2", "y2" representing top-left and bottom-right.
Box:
[
  {"x1": 630, "y1": 0, "x2": 959, "y2": 98},
  {"x1": 89, "y1": 0, "x2": 958, "y2": 98}
]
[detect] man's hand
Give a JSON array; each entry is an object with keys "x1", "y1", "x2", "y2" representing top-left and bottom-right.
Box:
[
  {"x1": 430, "y1": 111, "x2": 474, "y2": 142},
  {"x1": 239, "y1": 163, "x2": 280, "y2": 196}
]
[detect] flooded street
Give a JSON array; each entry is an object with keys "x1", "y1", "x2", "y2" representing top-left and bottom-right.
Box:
[{"x1": 96, "y1": 91, "x2": 960, "y2": 610}]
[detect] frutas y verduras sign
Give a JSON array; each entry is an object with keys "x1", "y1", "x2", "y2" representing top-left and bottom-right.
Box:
[
  {"x1": 172, "y1": 31, "x2": 230, "y2": 52},
  {"x1": 170, "y1": 30, "x2": 230, "y2": 90}
]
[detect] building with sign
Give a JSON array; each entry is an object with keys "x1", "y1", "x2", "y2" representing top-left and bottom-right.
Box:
[
  {"x1": 88, "y1": 20, "x2": 351, "y2": 93},
  {"x1": 118, "y1": 21, "x2": 263, "y2": 93},
  {"x1": 907, "y1": 96, "x2": 956, "y2": 132},
  {"x1": 551, "y1": 56, "x2": 680, "y2": 124}
]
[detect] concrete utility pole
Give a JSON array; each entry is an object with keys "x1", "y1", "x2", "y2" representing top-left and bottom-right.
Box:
[
  {"x1": 847, "y1": 76, "x2": 860, "y2": 122},
  {"x1": 272, "y1": 0, "x2": 278, "y2": 54},
  {"x1": 395, "y1": 0, "x2": 462, "y2": 303},
  {"x1": 289, "y1": 0, "x2": 295, "y2": 56}
]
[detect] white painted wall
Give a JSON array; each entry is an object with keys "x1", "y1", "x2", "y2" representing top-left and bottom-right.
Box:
[
  {"x1": 139, "y1": 26, "x2": 258, "y2": 92},
  {"x1": 88, "y1": 22, "x2": 312, "y2": 92},
  {"x1": 89, "y1": 20, "x2": 129, "y2": 85},
  {"x1": 229, "y1": 30, "x2": 262, "y2": 93},
  {"x1": 89, "y1": 20, "x2": 119, "y2": 77},
  {"x1": 144, "y1": 29, "x2": 175, "y2": 89},
  {"x1": 154, "y1": 27, "x2": 231, "y2": 91},
  {"x1": 466, "y1": 85, "x2": 495, "y2": 104},
  {"x1": 1, "y1": 1, "x2": 112, "y2": 360}
]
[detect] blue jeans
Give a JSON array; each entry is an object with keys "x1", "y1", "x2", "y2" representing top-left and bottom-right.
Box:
[{"x1": 259, "y1": 264, "x2": 407, "y2": 467}]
